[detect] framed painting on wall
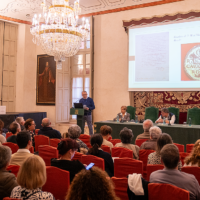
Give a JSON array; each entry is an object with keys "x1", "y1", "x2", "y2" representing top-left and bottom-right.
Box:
[{"x1": 36, "y1": 55, "x2": 56, "y2": 105}]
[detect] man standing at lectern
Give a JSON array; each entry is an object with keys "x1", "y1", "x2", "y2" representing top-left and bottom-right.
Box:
[{"x1": 79, "y1": 91, "x2": 95, "y2": 135}]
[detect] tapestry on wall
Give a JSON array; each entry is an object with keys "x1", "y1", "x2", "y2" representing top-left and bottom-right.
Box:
[
  {"x1": 130, "y1": 91, "x2": 200, "y2": 124},
  {"x1": 36, "y1": 55, "x2": 56, "y2": 105}
]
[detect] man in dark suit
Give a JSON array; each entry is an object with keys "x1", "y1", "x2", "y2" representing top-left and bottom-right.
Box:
[
  {"x1": 38, "y1": 118, "x2": 62, "y2": 139},
  {"x1": 150, "y1": 144, "x2": 200, "y2": 200}
]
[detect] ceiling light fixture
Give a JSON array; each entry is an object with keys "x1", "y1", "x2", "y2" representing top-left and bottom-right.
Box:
[{"x1": 30, "y1": 0, "x2": 90, "y2": 69}]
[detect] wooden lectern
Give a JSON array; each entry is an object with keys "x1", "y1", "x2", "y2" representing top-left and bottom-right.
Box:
[{"x1": 70, "y1": 108, "x2": 85, "y2": 134}]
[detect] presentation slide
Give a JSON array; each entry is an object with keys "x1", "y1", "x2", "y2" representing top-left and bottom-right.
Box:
[{"x1": 128, "y1": 20, "x2": 200, "y2": 91}]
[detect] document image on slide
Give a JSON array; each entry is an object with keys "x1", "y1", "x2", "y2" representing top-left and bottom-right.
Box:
[
  {"x1": 135, "y1": 32, "x2": 169, "y2": 82},
  {"x1": 181, "y1": 43, "x2": 200, "y2": 81}
]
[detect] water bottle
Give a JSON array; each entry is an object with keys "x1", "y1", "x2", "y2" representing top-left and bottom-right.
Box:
[
  {"x1": 163, "y1": 117, "x2": 166, "y2": 124},
  {"x1": 135, "y1": 115, "x2": 138, "y2": 123},
  {"x1": 188, "y1": 118, "x2": 192, "y2": 126},
  {"x1": 117, "y1": 115, "x2": 119, "y2": 122}
]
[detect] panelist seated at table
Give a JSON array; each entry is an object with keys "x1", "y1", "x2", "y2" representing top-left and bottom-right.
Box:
[
  {"x1": 113, "y1": 106, "x2": 130, "y2": 122},
  {"x1": 155, "y1": 108, "x2": 176, "y2": 125}
]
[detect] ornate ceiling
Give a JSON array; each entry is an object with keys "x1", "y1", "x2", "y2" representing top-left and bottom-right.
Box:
[{"x1": 0, "y1": 0, "x2": 167, "y2": 22}]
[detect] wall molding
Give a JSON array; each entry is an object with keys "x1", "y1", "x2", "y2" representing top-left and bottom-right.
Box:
[{"x1": 0, "y1": 15, "x2": 31, "y2": 25}]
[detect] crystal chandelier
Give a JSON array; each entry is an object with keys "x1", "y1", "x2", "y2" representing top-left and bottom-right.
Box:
[{"x1": 30, "y1": 0, "x2": 90, "y2": 69}]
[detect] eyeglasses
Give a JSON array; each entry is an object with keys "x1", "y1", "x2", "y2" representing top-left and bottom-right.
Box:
[{"x1": 31, "y1": 123, "x2": 36, "y2": 126}]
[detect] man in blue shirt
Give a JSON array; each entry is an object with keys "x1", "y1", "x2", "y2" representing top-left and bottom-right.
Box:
[{"x1": 79, "y1": 91, "x2": 95, "y2": 135}]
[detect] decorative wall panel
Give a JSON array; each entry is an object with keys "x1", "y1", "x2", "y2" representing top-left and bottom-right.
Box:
[{"x1": 130, "y1": 91, "x2": 200, "y2": 124}]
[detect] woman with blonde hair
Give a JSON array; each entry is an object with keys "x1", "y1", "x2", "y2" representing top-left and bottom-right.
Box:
[
  {"x1": 113, "y1": 106, "x2": 130, "y2": 122},
  {"x1": 184, "y1": 139, "x2": 200, "y2": 167},
  {"x1": 66, "y1": 167, "x2": 119, "y2": 200},
  {"x1": 10, "y1": 155, "x2": 54, "y2": 200}
]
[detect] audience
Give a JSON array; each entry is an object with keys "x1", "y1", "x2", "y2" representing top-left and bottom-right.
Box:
[
  {"x1": 7, "y1": 122, "x2": 21, "y2": 144},
  {"x1": 38, "y1": 118, "x2": 62, "y2": 139},
  {"x1": 15, "y1": 117, "x2": 25, "y2": 131},
  {"x1": 148, "y1": 133, "x2": 182, "y2": 170},
  {"x1": 0, "y1": 145, "x2": 18, "y2": 200},
  {"x1": 184, "y1": 139, "x2": 200, "y2": 167},
  {"x1": 66, "y1": 167, "x2": 120, "y2": 200},
  {"x1": 68, "y1": 125, "x2": 88, "y2": 154},
  {"x1": 140, "y1": 126, "x2": 162, "y2": 150},
  {"x1": 100, "y1": 125, "x2": 113, "y2": 151},
  {"x1": 115, "y1": 127, "x2": 139, "y2": 159},
  {"x1": 0, "y1": 131, "x2": 6, "y2": 145},
  {"x1": 88, "y1": 134, "x2": 114, "y2": 177},
  {"x1": 24, "y1": 118, "x2": 36, "y2": 147},
  {"x1": 136, "y1": 119, "x2": 153, "y2": 140},
  {"x1": 51, "y1": 138, "x2": 85, "y2": 183},
  {"x1": 0, "y1": 119, "x2": 6, "y2": 137},
  {"x1": 10, "y1": 155, "x2": 54, "y2": 199},
  {"x1": 10, "y1": 131, "x2": 33, "y2": 166},
  {"x1": 150, "y1": 144, "x2": 200, "y2": 200}
]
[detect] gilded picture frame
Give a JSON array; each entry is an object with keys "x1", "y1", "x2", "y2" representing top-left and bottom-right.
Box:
[{"x1": 36, "y1": 55, "x2": 56, "y2": 105}]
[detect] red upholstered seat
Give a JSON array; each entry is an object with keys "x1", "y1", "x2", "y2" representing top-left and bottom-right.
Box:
[
  {"x1": 182, "y1": 167, "x2": 200, "y2": 185},
  {"x1": 35, "y1": 129, "x2": 39, "y2": 135},
  {"x1": 148, "y1": 183, "x2": 189, "y2": 200},
  {"x1": 50, "y1": 139, "x2": 61, "y2": 148},
  {"x1": 38, "y1": 145, "x2": 58, "y2": 166},
  {"x1": 108, "y1": 136, "x2": 112, "y2": 141},
  {"x1": 72, "y1": 152, "x2": 83, "y2": 161},
  {"x1": 186, "y1": 144, "x2": 194, "y2": 153},
  {"x1": 101, "y1": 145, "x2": 110, "y2": 153},
  {"x1": 110, "y1": 139, "x2": 121, "y2": 146},
  {"x1": 81, "y1": 155, "x2": 105, "y2": 170},
  {"x1": 174, "y1": 143, "x2": 184, "y2": 152},
  {"x1": 146, "y1": 164, "x2": 164, "y2": 181},
  {"x1": 139, "y1": 149, "x2": 155, "y2": 180},
  {"x1": 179, "y1": 152, "x2": 190, "y2": 165},
  {"x1": 6, "y1": 132, "x2": 12, "y2": 139},
  {"x1": 112, "y1": 147, "x2": 133, "y2": 158},
  {"x1": 6, "y1": 165, "x2": 20, "y2": 177},
  {"x1": 29, "y1": 146, "x2": 34, "y2": 153},
  {"x1": 43, "y1": 166, "x2": 70, "y2": 200},
  {"x1": 35, "y1": 135, "x2": 50, "y2": 152},
  {"x1": 114, "y1": 158, "x2": 143, "y2": 178},
  {"x1": 111, "y1": 177, "x2": 129, "y2": 200},
  {"x1": 3, "y1": 142, "x2": 19, "y2": 154},
  {"x1": 79, "y1": 134, "x2": 91, "y2": 148},
  {"x1": 135, "y1": 139, "x2": 148, "y2": 147}
]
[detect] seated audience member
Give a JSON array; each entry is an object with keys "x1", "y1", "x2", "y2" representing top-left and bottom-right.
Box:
[
  {"x1": 155, "y1": 107, "x2": 176, "y2": 124},
  {"x1": 184, "y1": 139, "x2": 200, "y2": 167},
  {"x1": 10, "y1": 155, "x2": 54, "y2": 200},
  {"x1": 88, "y1": 134, "x2": 114, "y2": 177},
  {"x1": 100, "y1": 125, "x2": 113, "y2": 150},
  {"x1": 0, "y1": 119, "x2": 6, "y2": 137},
  {"x1": 0, "y1": 124, "x2": 6, "y2": 144},
  {"x1": 148, "y1": 133, "x2": 182, "y2": 170},
  {"x1": 150, "y1": 144, "x2": 200, "y2": 200},
  {"x1": 113, "y1": 106, "x2": 130, "y2": 122},
  {"x1": 115, "y1": 127, "x2": 139, "y2": 159},
  {"x1": 24, "y1": 118, "x2": 36, "y2": 146},
  {"x1": 7, "y1": 122, "x2": 21, "y2": 144},
  {"x1": 10, "y1": 131, "x2": 33, "y2": 166},
  {"x1": 140, "y1": 126, "x2": 162, "y2": 150},
  {"x1": 15, "y1": 117, "x2": 25, "y2": 131},
  {"x1": 38, "y1": 118, "x2": 62, "y2": 139},
  {"x1": 51, "y1": 138, "x2": 85, "y2": 183},
  {"x1": 66, "y1": 167, "x2": 120, "y2": 200},
  {"x1": 68, "y1": 125, "x2": 88, "y2": 154},
  {"x1": 136, "y1": 119, "x2": 153, "y2": 140},
  {"x1": 0, "y1": 145, "x2": 18, "y2": 200}
]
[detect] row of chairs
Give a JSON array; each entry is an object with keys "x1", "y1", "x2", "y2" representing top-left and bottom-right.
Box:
[{"x1": 5, "y1": 163, "x2": 196, "y2": 200}]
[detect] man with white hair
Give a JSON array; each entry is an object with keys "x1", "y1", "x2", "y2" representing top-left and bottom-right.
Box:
[
  {"x1": 15, "y1": 117, "x2": 25, "y2": 131},
  {"x1": 140, "y1": 126, "x2": 162, "y2": 150},
  {"x1": 136, "y1": 119, "x2": 153, "y2": 140},
  {"x1": 38, "y1": 118, "x2": 62, "y2": 139}
]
